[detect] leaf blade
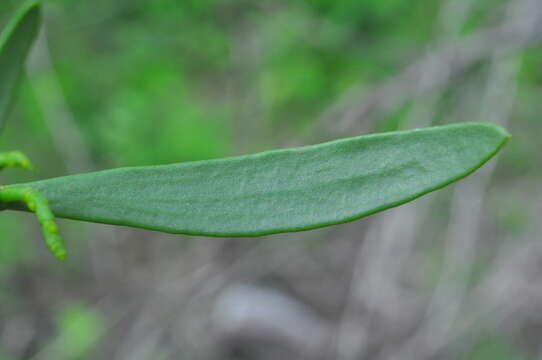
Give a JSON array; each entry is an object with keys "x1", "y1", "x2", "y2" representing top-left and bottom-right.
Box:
[
  {"x1": 0, "y1": 1, "x2": 41, "y2": 130},
  {"x1": 10, "y1": 122, "x2": 509, "y2": 236}
]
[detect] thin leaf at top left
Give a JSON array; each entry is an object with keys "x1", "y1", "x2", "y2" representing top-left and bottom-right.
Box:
[{"x1": 0, "y1": 1, "x2": 41, "y2": 132}]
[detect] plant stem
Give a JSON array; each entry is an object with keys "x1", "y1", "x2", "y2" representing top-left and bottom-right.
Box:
[
  {"x1": 0, "y1": 185, "x2": 66, "y2": 260},
  {"x1": 0, "y1": 151, "x2": 33, "y2": 171}
]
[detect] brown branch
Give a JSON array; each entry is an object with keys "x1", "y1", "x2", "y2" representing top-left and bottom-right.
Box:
[{"x1": 315, "y1": 8, "x2": 542, "y2": 138}]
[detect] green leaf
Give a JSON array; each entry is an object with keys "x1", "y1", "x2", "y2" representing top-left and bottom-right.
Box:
[
  {"x1": 7, "y1": 122, "x2": 509, "y2": 236},
  {"x1": 0, "y1": 1, "x2": 41, "y2": 131}
]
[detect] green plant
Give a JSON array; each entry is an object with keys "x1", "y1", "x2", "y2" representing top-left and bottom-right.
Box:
[
  {"x1": 0, "y1": 1, "x2": 66, "y2": 259},
  {"x1": 0, "y1": 2, "x2": 510, "y2": 260}
]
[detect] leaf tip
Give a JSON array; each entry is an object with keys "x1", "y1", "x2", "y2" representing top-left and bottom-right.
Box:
[{"x1": 469, "y1": 121, "x2": 511, "y2": 148}]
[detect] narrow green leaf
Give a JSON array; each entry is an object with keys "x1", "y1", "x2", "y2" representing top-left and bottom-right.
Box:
[
  {"x1": 0, "y1": 1, "x2": 41, "y2": 130},
  {"x1": 7, "y1": 122, "x2": 509, "y2": 236}
]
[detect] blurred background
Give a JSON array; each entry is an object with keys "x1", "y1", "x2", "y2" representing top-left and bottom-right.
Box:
[{"x1": 0, "y1": 0, "x2": 541, "y2": 359}]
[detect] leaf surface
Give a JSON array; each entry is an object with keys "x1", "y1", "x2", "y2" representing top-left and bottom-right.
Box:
[
  {"x1": 0, "y1": 1, "x2": 41, "y2": 130},
  {"x1": 9, "y1": 123, "x2": 509, "y2": 236}
]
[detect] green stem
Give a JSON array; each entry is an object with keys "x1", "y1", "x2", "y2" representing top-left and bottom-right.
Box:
[
  {"x1": 0, "y1": 151, "x2": 33, "y2": 171},
  {"x1": 0, "y1": 185, "x2": 66, "y2": 260}
]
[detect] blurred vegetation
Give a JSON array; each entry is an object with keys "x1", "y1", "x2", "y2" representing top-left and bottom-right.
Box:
[{"x1": 1, "y1": 0, "x2": 541, "y2": 359}]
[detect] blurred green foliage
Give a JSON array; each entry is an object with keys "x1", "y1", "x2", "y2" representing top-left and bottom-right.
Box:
[
  {"x1": 467, "y1": 336, "x2": 532, "y2": 360},
  {"x1": 56, "y1": 303, "x2": 104, "y2": 359}
]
